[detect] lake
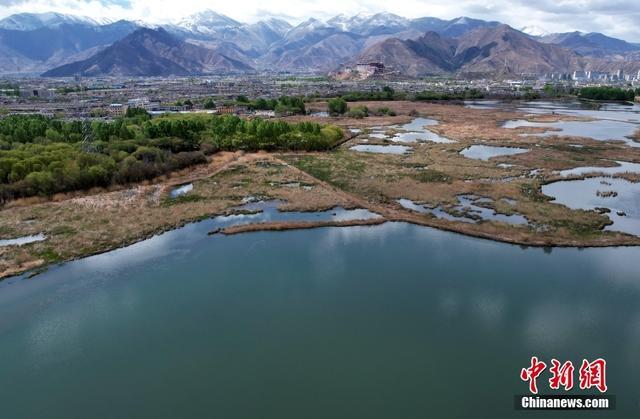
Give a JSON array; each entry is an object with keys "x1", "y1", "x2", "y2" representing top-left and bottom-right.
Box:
[
  {"x1": 467, "y1": 99, "x2": 640, "y2": 147},
  {"x1": 543, "y1": 177, "x2": 640, "y2": 236},
  {"x1": 502, "y1": 118, "x2": 640, "y2": 146},
  {"x1": 1, "y1": 219, "x2": 639, "y2": 418},
  {"x1": 466, "y1": 99, "x2": 640, "y2": 124},
  {"x1": 363, "y1": 117, "x2": 455, "y2": 144}
]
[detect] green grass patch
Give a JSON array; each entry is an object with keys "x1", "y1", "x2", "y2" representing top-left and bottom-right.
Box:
[
  {"x1": 521, "y1": 183, "x2": 552, "y2": 203},
  {"x1": 50, "y1": 225, "x2": 77, "y2": 236},
  {"x1": 162, "y1": 194, "x2": 206, "y2": 207},
  {"x1": 292, "y1": 156, "x2": 333, "y2": 182},
  {"x1": 551, "y1": 144, "x2": 599, "y2": 154},
  {"x1": 412, "y1": 169, "x2": 451, "y2": 183},
  {"x1": 38, "y1": 248, "x2": 62, "y2": 263},
  {"x1": 0, "y1": 225, "x2": 17, "y2": 237},
  {"x1": 214, "y1": 165, "x2": 247, "y2": 178},
  {"x1": 550, "y1": 217, "x2": 609, "y2": 237}
]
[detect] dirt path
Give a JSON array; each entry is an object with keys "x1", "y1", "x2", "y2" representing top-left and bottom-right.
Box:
[
  {"x1": 159, "y1": 151, "x2": 263, "y2": 195},
  {"x1": 272, "y1": 154, "x2": 425, "y2": 221}
]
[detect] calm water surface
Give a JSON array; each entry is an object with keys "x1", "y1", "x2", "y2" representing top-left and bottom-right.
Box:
[
  {"x1": 502, "y1": 118, "x2": 640, "y2": 146},
  {"x1": 558, "y1": 161, "x2": 640, "y2": 177},
  {"x1": 397, "y1": 197, "x2": 528, "y2": 226},
  {"x1": 363, "y1": 118, "x2": 455, "y2": 144},
  {"x1": 543, "y1": 177, "x2": 640, "y2": 236},
  {"x1": 0, "y1": 234, "x2": 46, "y2": 247},
  {"x1": 168, "y1": 183, "x2": 194, "y2": 198},
  {"x1": 460, "y1": 145, "x2": 529, "y2": 161},
  {"x1": 468, "y1": 99, "x2": 640, "y2": 146},
  {"x1": 350, "y1": 144, "x2": 411, "y2": 154},
  {"x1": 1, "y1": 219, "x2": 639, "y2": 418},
  {"x1": 466, "y1": 99, "x2": 640, "y2": 124}
]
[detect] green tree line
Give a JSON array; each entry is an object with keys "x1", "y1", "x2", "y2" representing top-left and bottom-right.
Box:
[
  {"x1": 200, "y1": 96, "x2": 307, "y2": 115},
  {"x1": 414, "y1": 89, "x2": 485, "y2": 101},
  {"x1": 0, "y1": 113, "x2": 342, "y2": 201},
  {"x1": 339, "y1": 86, "x2": 401, "y2": 102},
  {"x1": 578, "y1": 87, "x2": 638, "y2": 101}
]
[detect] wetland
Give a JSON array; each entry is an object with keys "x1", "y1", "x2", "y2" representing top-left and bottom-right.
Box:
[{"x1": 4, "y1": 99, "x2": 640, "y2": 279}]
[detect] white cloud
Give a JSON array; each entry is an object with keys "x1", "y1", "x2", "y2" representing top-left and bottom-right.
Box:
[{"x1": 0, "y1": 0, "x2": 639, "y2": 42}]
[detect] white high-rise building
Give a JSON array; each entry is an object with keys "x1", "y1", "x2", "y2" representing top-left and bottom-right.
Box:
[{"x1": 572, "y1": 70, "x2": 588, "y2": 81}]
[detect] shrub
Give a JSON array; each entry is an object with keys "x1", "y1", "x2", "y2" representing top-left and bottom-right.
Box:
[
  {"x1": 328, "y1": 98, "x2": 348, "y2": 116},
  {"x1": 347, "y1": 105, "x2": 369, "y2": 119}
]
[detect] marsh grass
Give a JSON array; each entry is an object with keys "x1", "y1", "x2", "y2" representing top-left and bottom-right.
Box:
[
  {"x1": 50, "y1": 225, "x2": 76, "y2": 236},
  {"x1": 411, "y1": 169, "x2": 451, "y2": 183},
  {"x1": 162, "y1": 194, "x2": 206, "y2": 207}
]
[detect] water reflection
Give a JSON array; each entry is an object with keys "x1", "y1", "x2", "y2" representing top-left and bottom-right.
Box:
[
  {"x1": 391, "y1": 117, "x2": 439, "y2": 130},
  {"x1": 229, "y1": 200, "x2": 381, "y2": 223},
  {"x1": 0, "y1": 222, "x2": 639, "y2": 417},
  {"x1": 503, "y1": 118, "x2": 640, "y2": 146},
  {"x1": 350, "y1": 144, "x2": 411, "y2": 154},
  {"x1": 366, "y1": 118, "x2": 456, "y2": 144},
  {"x1": 390, "y1": 131, "x2": 454, "y2": 144},
  {"x1": 542, "y1": 177, "x2": 640, "y2": 236},
  {"x1": 559, "y1": 161, "x2": 640, "y2": 177},
  {"x1": 466, "y1": 99, "x2": 640, "y2": 124},
  {"x1": 397, "y1": 196, "x2": 528, "y2": 226},
  {"x1": 168, "y1": 183, "x2": 193, "y2": 198},
  {"x1": 460, "y1": 145, "x2": 529, "y2": 161},
  {"x1": 523, "y1": 301, "x2": 602, "y2": 351},
  {"x1": 0, "y1": 234, "x2": 46, "y2": 247}
]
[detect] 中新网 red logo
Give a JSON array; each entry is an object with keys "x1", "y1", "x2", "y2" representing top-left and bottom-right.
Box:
[{"x1": 520, "y1": 357, "x2": 607, "y2": 394}]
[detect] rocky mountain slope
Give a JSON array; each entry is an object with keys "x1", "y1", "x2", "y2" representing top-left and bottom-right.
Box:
[
  {"x1": 539, "y1": 31, "x2": 640, "y2": 59},
  {"x1": 42, "y1": 28, "x2": 254, "y2": 77},
  {"x1": 357, "y1": 25, "x2": 586, "y2": 77}
]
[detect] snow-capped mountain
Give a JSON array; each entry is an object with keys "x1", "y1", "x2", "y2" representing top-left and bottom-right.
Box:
[
  {"x1": 520, "y1": 25, "x2": 550, "y2": 37},
  {"x1": 0, "y1": 14, "x2": 139, "y2": 73},
  {"x1": 0, "y1": 10, "x2": 639, "y2": 76},
  {"x1": 436, "y1": 16, "x2": 501, "y2": 37},
  {"x1": 327, "y1": 12, "x2": 410, "y2": 36},
  {"x1": 291, "y1": 18, "x2": 331, "y2": 33},
  {"x1": 176, "y1": 10, "x2": 241, "y2": 35},
  {"x1": 277, "y1": 18, "x2": 336, "y2": 44},
  {"x1": 325, "y1": 14, "x2": 351, "y2": 31},
  {"x1": 0, "y1": 12, "x2": 108, "y2": 31},
  {"x1": 258, "y1": 18, "x2": 292, "y2": 37}
]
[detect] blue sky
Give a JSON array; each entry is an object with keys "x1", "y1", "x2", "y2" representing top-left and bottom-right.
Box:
[{"x1": 1, "y1": 0, "x2": 639, "y2": 42}]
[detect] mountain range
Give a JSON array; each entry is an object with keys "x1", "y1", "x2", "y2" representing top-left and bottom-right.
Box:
[
  {"x1": 0, "y1": 11, "x2": 639, "y2": 77},
  {"x1": 0, "y1": 14, "x2": 138, "y2": 73},
  {"x1": 356, "y1": 25, "x2": 586, "y2": 77},
  {"x1": 539, "y1": 31, "x2": 640, "y2": 58}
]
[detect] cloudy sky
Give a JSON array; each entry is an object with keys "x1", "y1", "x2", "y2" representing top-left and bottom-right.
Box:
[{"x1": 1, "y1": 0, "x2": 639, "y2": 41}]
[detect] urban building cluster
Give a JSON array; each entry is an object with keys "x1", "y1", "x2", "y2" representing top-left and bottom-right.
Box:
[
  {"x1": 0, "y1": 73, "x2": 638, "y2": 121},
  {"x1": 546, "y1": 69, "x2": 640, "y2": 83}
]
